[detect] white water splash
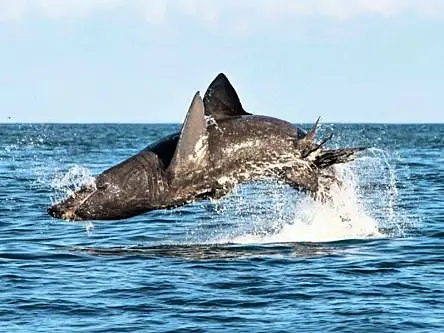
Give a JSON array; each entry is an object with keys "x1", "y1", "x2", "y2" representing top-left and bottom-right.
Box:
[
  {"x1": 207, "y1": 149, "x2": 408, "y2": 244},
  {"x1": 85, "y1": 221, "x2": 95, "y2": 235},
  {"x1": 225, "y1": 182, "x2": 382, "y2": 244},
  {"x1": 50, "y1": 165, "x2": 97, "y2": 232},
  {"x1": 50, "y1": 165, "x2": 95, "y2": 203}
]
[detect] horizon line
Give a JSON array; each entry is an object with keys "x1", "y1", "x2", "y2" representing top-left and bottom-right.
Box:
[{"x1": 1, "y1": 121, "x2": 442, "y2": 125}]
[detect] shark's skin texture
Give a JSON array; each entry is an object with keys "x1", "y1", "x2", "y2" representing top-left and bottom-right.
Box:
[{"x1": 48, "y1": 74, "x2": 364, "y2": 221}]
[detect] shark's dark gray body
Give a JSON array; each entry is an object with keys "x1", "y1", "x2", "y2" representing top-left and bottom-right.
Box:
[{"x1": 48, "y1": 73, "x2": 363, "y2": 221}]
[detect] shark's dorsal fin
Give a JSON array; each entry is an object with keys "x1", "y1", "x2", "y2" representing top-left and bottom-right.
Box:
[
  {"x1": 167, "y1": 92, "x2": 209, "y2": 182},
  {"x1": 203, "y1": 73, "x2": 251, "y2": 120}
]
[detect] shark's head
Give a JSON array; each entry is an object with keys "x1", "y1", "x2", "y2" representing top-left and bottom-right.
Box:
[
  {"x1": 48, "y1": 184, "x2": 98, "y2": 220},
  {"x1": 47, "y1": 90, "x2": 213, "y2": 221},
  {"x1": 48, "y1": 151, "x2": 169, "y2": 220},
  {"x1": 49, "y1": 177, "x2": 141, "y2": 220},
  {"x1": 48, "y1": 177, "x2": 155, "y2": 221}
]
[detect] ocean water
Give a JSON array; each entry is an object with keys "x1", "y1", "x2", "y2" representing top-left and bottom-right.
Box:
[{"x1": 0, "y1": 123, "x2": 443, "y2": 332}]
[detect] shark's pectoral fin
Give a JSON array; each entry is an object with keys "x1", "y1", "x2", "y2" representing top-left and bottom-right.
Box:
[{"x1": 167, "y1": 92, "x2": 209, "y2": 183}]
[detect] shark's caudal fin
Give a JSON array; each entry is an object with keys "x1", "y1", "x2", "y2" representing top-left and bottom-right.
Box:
[
  {"x1": 286, "y1": 118, "x2": 365, "y2": 194},
  {"x1": 167, "y1": 92, "x2": 209, "y2": 182},
  {"x1": 300, "y1": 118, "x2": 366, "y2": 169},
  {"x1": 203, "y1": 73, "x2": 251, "y2": 120},
  {"x1": 313, "y1": 147, "x2": 366, "y2": 169},
  {"x1": 284, "y1": 146, "x2": 365, "y2": 194}
]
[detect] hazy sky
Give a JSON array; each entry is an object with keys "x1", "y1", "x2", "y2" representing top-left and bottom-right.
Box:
[{"x1": 1, "y1": 1, "x2": 443, "y2": 123}]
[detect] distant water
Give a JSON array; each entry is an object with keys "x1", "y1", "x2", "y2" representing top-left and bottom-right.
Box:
[{"x1": 0, "y1": 123, "x2": 443, "y2": 332}]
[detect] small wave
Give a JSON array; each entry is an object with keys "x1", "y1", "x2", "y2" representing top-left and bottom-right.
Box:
[{"x1": 69, "y1": 242, "x2": 341, "y2": 260}]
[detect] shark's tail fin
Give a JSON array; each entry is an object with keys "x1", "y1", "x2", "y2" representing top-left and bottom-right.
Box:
[
  {"x1": 312, "y1": 147, "x2": 366, "y2": 170},
  {"x1": 285, "y1": 118, "x2": 365, "y2": 198},
  {"x1": 312, "y1": 146, "x2": 366, "y2": 202},
  {"x1": 300, "y1": 118, "x2": 365, "y2": 170}
]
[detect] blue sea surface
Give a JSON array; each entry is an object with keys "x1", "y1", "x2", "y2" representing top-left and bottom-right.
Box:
[{"x1": 0, "y1": 123, "x2": 443, "y2": 332}]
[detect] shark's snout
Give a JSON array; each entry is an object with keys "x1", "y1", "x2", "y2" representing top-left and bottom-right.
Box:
[
  {"x1": 47, "y1": 202, "x2": 80, "y2": 220},
  {"x1": 48, "y1": 185, "x2": 97, "y2": 221},
  {"x1": 47, "y1": 205, "x2": 61, "y2": 218}
]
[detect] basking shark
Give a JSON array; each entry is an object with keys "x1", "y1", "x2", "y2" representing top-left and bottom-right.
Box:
[{"x1": 48, "y1": 73, "x2": 364, "y2": 221}]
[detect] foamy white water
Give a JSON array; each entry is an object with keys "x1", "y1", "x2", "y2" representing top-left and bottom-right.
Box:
[
  {"x1": 50, "y1": 165, "x2": 95, "y2": 203},
  {"x1": 212, "y1": 150, "x2": 406, "y2": 244},
  {"x1": 226, "y1": 199, "x2": 382, "y2": 244}
]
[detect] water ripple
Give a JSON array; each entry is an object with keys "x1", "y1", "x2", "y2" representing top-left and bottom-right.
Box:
[{"x1": 0, "y1": 124, "x2": 443, "y2": 332}]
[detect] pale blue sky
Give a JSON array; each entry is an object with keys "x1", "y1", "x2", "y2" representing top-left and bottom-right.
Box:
[{"x1": 0, "y1": 1, "x2": 443, "y2": 123}]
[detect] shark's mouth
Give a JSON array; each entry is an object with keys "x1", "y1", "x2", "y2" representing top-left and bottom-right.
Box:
[{"x1": 48, "y1": 184, "x2": 97, "y2": 221}]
